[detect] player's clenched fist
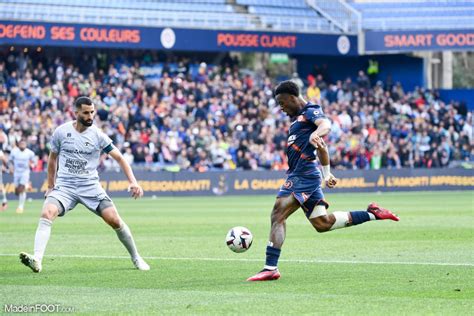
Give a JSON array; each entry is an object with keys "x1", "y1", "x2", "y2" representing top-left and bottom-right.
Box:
[
  {"x1": 44, "y1": 188, "x2": 53, "y2": 199},
  {"x1": 326, "y1": 174, "x2": 338, "y2": 188},
  {"x1": 128, "y1": 183, "x2": 144, "y2": 199}
]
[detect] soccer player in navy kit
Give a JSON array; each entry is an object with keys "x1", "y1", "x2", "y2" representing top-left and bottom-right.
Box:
[{"x1": 248, "y1": 81, "x2": 399, "y2": 281}]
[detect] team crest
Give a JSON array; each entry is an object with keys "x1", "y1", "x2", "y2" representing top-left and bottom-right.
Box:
[
  {"x1": 283, "y1": 180, "x2": 293, "y2": 189},
  {"x1": 212, "y1": 175, "x2": 228, "y2": 196}
]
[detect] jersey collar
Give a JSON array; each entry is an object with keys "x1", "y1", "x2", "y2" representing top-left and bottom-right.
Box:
[{"x1": 296, "y1": 102, "x2": 317, "y2": 116}]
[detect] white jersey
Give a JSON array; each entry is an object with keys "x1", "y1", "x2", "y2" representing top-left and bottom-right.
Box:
[
  {"x1": 0, "y1": 150, "x2": 4, "y2": 183},
  {"x1": 50, "y1": 121, "x2": 113, "y2": 186},
  {"x1": 0, "y1": 150, "x2": 4, "y2": 171},
  {"x1": 9, "y1": 147, "x2": 35, "y2": 176}
]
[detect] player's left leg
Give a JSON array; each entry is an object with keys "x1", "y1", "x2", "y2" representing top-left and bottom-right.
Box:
[
  {"x1": 98, "y1": 200, "x2": 150, "y2": 271},
  {"x1": 14, "y1": 173, "x2": 29, "y2": 213},
  {"x1": 308, "y1": 202, "x2": 399, "y2": 233}
]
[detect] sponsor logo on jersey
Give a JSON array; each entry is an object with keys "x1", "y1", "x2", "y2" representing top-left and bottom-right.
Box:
[
  {"x1": 63, "y1": 148, "x2": 93, "y2": 155},
  {"x1": 287, "y1": 135, "x2": 296, "y2": 145}
]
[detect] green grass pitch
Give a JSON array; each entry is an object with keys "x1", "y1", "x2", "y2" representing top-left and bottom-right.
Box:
[{"x1": 0, "y1": 191, "x2": 472, "y2": 315}]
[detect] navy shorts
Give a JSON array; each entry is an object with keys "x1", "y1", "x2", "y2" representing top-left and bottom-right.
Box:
[{"x1": 277, "y1": 174, "x2": 329, "y2": 218}]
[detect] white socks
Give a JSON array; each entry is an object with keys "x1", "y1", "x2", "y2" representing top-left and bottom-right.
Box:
[
  {"x1": 115, "y1": 222, "x2": 139, "y2": 260},
  {"x1": 34, "y1": 218, "x2": 52, "y2": 262},
  {"x1": 2, "y1": 188, "x2": 6, "y2": 203},
  {"x1": 32, "y1": 219, "x2": 141, "y2": 265},
  {"x1": 330, "y1": 212, "x2": 350, "y2": 230},
  {"x1": 18, "y1": 192, "x2": 26, "y2": 209}
]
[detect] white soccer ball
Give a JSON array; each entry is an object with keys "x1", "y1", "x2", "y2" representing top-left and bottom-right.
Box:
[{"x1": 225, "y1": 226, "x2": 253, "y2": 253}]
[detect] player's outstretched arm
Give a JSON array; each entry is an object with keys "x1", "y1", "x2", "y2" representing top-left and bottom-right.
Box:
[
  {"x1": 313, "y1": 137, "x2": 338, "y2": 189},
  {"x1": 108, "y1": 148, "x2": 144, "y2": 199},
  {"x1": 45, "y1": 151, "x2": 58, "y2": 198}
]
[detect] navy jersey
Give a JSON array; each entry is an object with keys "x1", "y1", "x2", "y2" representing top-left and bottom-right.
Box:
[{"x1": 286, "y1": 103, "x2": 327, "y2": 176}]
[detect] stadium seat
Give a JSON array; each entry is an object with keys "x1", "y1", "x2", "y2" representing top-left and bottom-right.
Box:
[{"x1": 348, "y1": 0, "x2": 474, "y2": 30}]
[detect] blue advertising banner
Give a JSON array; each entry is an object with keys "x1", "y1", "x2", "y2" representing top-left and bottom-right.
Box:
[
  {"x1": 439, "y1": 89, "x2": 474, "y2": 111},
  {"x1": 2, "y1": 169, "x2": 473, "y2": 200},
  {"x1": 0, "y1": 20, "x2": 357, "y2": 56},
  {"x1": 365, "y1": 29, "x2": 474, "y2": 53}
]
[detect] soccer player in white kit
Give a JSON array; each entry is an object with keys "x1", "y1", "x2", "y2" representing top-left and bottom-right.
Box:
[
  {"x1": 0, "y1": 149, "x2": 8, "y2": 211},
  {"x1": 9, "y1": 139, "x2": 35, "y2": 213},
  {"x1": 20, "y1": 96, "x2": 150, "y2": 272}
]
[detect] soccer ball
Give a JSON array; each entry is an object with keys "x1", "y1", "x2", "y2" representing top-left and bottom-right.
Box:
[{"x1": 225, "y1": 226, "x2": 253, "y2": 253}]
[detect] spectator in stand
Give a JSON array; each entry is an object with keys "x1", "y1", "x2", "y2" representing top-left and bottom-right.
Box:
[{"x1": 0, "y1": 50, "x2": 471, "y2": 174}]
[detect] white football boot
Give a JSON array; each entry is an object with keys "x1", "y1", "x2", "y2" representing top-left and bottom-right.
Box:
[
  {"x1": 19, "y1": 252, "x2": 42, "y2": 273},
  {"x1": 132, "y1": 256, "x2": 150, "y2": 271}
]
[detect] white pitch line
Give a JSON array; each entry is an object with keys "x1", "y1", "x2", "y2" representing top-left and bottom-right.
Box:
[{"x1": 0, "y1": 253, "x2": 472, "y2": 267}]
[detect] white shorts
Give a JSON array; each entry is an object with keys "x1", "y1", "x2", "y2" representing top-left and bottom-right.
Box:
[
  {"x1": 14, "y1": 172, "x2": 30, "y2": 187},
  {"x1": 45, "y1": 183, "x2": 114, "y2": 217}
]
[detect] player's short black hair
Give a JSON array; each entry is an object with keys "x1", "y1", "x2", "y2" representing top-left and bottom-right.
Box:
[
  {"x1": 74, "y1": 96, "x2": 93, "y2": 109},
  {"x1": 274, "y1": 80, "x2": 299, "y2": 97}
]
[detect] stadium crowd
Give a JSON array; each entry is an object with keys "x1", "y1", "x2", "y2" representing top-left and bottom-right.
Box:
[{"x1": 0, "y1": 50, "x2": 472, "y2": 172}]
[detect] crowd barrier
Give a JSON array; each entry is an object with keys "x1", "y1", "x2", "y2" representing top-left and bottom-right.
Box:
[{"x1": 2, "y1": 168, "x2": 473, "y2": 199}]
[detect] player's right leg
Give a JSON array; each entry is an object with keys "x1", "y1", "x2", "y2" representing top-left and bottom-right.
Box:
[
  {"x1": 15, "y1": 185, "x2": 26, "y2": 213},
  {"x1": 0, "y1": 171, "x2": 7, "y2": 211},
  {"x1": 19, "y1": 198, "x2": 61, "y2": 273},
  {"x1": 247, "y1": 194, "x2": 300, "y2": 281},
  {"x1": 14, "y1": 173, "x2": 29, "y2": 213}
]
